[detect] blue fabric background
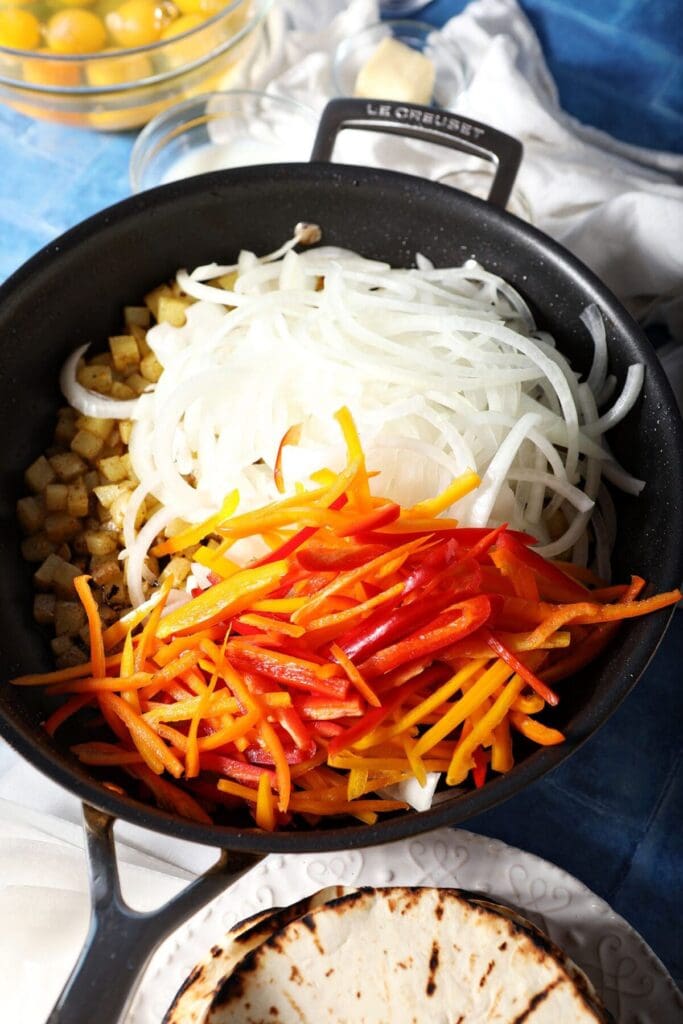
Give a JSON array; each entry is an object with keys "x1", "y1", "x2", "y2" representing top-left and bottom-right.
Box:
[{"x1": 0, "y1": 0, "x2": 681, "y2": 991}]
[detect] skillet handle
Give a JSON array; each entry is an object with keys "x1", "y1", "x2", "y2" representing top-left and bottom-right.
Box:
[
  {"x1": 47, "y1": 804, "x2": 263, "y2": 1024},
  {"x1": 310, "y1": 97, "x2": 522, "y2": 209}
]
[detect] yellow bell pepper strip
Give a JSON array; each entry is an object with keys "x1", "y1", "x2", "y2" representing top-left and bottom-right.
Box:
[
  {"x1": 151, "y1": 489, "x2": 239, "y2": 557},
  {"x1": 128, "y1": 764, "x2": 212, "y2": 824},
  {"x1": 73, "y1": 575, "x2": 105, "y2": 679},
  {"x1": 405, "y1": 469, "x2": 480, "y2": 518},
  {"x1": 255, "y1": 772, "x2": 277, "y2": 830},
  {"x1": 490, "y1": 718, "x2": 514, "y2": 773},
  {"x1": 446, "y1": 674, "x2": 526, "y2": 785},
  {"x1": 99, "y1": 692, "x2": 184, "y2": 778},
  {"x1": 251, "y1": 493, "x2": 349, "y2": 567},
  {"x1": 155, "y1": 559, "x2": 289, "y2": 638},
  {"x1": 358, "y1": 596, "x2": 492, "y2": 679},
  {"x1": 335, "y1": 405, "x2": 372, "y2": 510}
]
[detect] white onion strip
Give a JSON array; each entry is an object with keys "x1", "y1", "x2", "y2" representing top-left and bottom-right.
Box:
[{"x1": 60, "y1": 345, "x2": 139, "y2": 420}]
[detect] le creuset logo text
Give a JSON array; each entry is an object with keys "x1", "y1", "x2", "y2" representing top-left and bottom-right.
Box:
[{"x1": 364, "y1": 101, "x2": 486, "y2": 141}]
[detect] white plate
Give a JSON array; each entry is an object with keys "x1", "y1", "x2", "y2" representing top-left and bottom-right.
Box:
[{"x1": 129, "y1": 828, "x2": 681, "y2": 1024}]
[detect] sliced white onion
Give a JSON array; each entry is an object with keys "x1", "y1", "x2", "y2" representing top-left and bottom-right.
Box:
[{"x1": 60, "y1": 345, "x2": 139, "y2": 420}]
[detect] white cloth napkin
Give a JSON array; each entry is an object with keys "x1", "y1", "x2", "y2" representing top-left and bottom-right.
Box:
[{"x1": 1, "y1": 2, "x2": 682, "y2": 1018}]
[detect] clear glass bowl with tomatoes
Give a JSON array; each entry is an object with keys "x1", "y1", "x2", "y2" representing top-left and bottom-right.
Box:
[{"x1": 0, "y1": 0, "x2": 272, "y2": 130}]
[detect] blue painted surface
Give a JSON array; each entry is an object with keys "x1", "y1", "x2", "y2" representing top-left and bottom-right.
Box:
[{"x1": 0, "y1": 0, "x2": 682, "y2": 994}]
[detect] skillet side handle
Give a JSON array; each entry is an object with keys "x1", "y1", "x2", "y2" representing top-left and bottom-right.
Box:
[
  {"x1": 310, "y1": 97, "x2": 522, "y2": 209},
  {"x1": 47, "y1": 804, "x2": 263, "y2": 1024}
]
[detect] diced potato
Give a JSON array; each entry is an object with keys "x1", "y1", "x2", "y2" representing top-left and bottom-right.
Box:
[
  {"x1": 22, "y1": 534, "x2": 56, "y2": 563},
  {"x1": 215, "y1": 271, "x2": 237, "y2": 291},
  {"x1": 109, "y1": 490, "x2": 135, "y2": 530},
  {"x1": 72, "y1": 533, "x2": 90, "y2": 556},
  {"x1": 124, "y1": 372, "x2": 149, "y2": 396},
  {"x1": 157, "y1": 295, "x2": 191, "y2": 327},
  {"x1": 50, "y1": 451, "x2": 87, "y2": 482},
  {"x1": 90, "y1": 556, "x2": 122, "y2": 587},
  {"x1": 71, "y1": 429, "x2": 105, "y2": 462},
  {"x1": 54, "y1": 601, "x2": 87, "y2": 637},
  {"x1": 119, "y1": 420, "x2": 133, "y2": 445},
  {"x1": 50, "y1": 634, "x2": 72, "y2": 657},
  {"x1": 109, "y1": 335, "x2": 140, "y2": 374},
  {"x1": 106, "y1": 426, "x2": 121, "y2": 450},
  {"x1": 34, "y1": 553, "x2": 73, "y2": 591},
  {"x1": 67, "y1": 478, "x2": 90, "y2": 518},
  {"x1": 53, "y1": 559, "x2": 83, "y2": 598},
  {"x1": 84, "y1": 470, "x2": 100, "y2": 491},
  {"x1": 77, "y1": 364, "x2": 113, "y2": 394},
  {"x1": 144, "y1": 283, "x2": 174, "y2": 320},
  {"x1": 33, "y1": 593, "x2": 56, "y2": 625},
  {"x1": 85, "y1": 530, "x2": 118, "y2": 556},
  {"x1": 55, "y1": 543, "x2": 73, "y2": 563},
  {"x1": 124, "y1": 306, "x2": 151, "y2": 328},
  {"x1": 45, "y1": 483, "x2": 69, "y2": 512},
  {"x1": 55, "y1": 415, "x2": 77, "y2": 446},
  {"x1": 99, "y1": 605, "x2": 119, "y2": 625},
  {"x1": 93, "y1": 482, "x2": 126, "y2": 509},
  {"x1": 98, "y1": 454, "x2": 131, "y2": 483},
  {"x1": 129, "y1": 323, "x2": 152, "y2": 357},
  {"x1": 160, "y1": 556, "x2": 191, "y2": 587},
  {"x1": 75, "y1": 415, "x2": 114, "y2": 440},
  {"x1": 140, "y1": 352, "x2": 163, "y2": 383},
  {"x1": 110, "y1": 382, "x2": 135, "y2": 401},
  {"x1": 89, "y1": 353, "x2": 114, "y2": 368},
  {"x1": 17, "y1": 496, "x2": 45, "y2": 534},
  {"x1": 45, "y1": 513, "x2": 81, "y2": 544},
  {"x1": 24, "y1": 455, "x2": 56, "y2": 494},
  {"x1": 51, "y1": 637, "x2": 87, "y2": 668}
]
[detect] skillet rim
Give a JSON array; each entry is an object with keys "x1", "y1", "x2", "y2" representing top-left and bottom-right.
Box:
[{"x1": 1, "y1": 161, "x2": 681, "y2": 854}]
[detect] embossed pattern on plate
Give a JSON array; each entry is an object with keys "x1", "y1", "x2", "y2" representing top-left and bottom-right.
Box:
[{"x1": 128, "y1": 828, "x2": 682, "y2": 1024}]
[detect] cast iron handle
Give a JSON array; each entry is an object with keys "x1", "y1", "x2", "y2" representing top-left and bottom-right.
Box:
[
  {"x1": 47, "y1": 804, "x2": 263, "y2": 1024},
  {"x1": 311, "y1": 97, "x2": 522, "y2": 209}
]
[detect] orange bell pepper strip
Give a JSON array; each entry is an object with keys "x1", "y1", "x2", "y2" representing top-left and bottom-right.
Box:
[
  {"x1": 73, "y1": 575, "x2": 105, "y2": 679},
  {"x1": 151, "y1": 490, "x2": 239, "y2": 557},
  {"x1": 44, "y1": 694, "x2": 94, "y2": 736},
  {"x1": 128, "y1": 764, "x2": 212, "y2": 824},
  {"x1": 495, "y1": 532, "x2": 589, "y2": 602},
  {"x1": 99, "y1": 692, "x2": 184, "y2": 778},
  {"x1": 510, "y1": 710, "x2": 565, "y2": 746},
  {"x1": 273, "y1": 423, "x2": 303, "y2": 495},
  {"x1": 155, "y1": 559, "x2": 289, "y2": 638}
]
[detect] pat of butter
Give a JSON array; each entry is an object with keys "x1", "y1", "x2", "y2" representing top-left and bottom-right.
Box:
[{"x1": 353, "y1": 36, "x2": 436, "y2": 105}]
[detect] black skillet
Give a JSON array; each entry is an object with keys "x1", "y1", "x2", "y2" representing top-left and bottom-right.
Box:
[{"x1": 0, "y1": 99, "x2": 681, "y2": 1023}]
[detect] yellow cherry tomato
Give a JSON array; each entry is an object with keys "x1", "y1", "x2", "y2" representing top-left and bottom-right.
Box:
[
  {"x1": 160, "y1": 12, "x2": 203, "y2": 38},
  {"x1": 23, "y1": 49, "x2": 81, "y2": 85},
  {"x1": 45, "y1": 0, "x2": 97, "y2": 10},
  {"x1": 106, "y1": 0, "x2": 169, "y2": 48},
  {"x1": 1, "y1": 0, "x2": 35, "y2": 9},
  {"x1": 174, "y1": 0, "x2": 222, "y2": 13},
  {"x1": 45, "y1": 9, "x2": 107, "y2": 53},
  {"x1": 0, "y1": 8, "x2": 41, "y2": 49},
  {"x1": 86, "y1": 49, "x2": 151, "y2": 85}
]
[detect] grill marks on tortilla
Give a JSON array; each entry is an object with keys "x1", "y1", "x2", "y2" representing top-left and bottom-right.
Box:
[{"x1": 203, "y1": 888, "x2": 610, "y2": 1024}]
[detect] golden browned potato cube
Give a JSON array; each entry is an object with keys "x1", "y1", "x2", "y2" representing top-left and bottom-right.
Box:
[
  {"x1": 140, "y1": 353, "x2": 163, "y2": 383},
  {"x1": 98, "y1": 454, "x2": 131, "y2": 483},
  {"x1": 85, "y1": 530, "x2": 118, "y2": 556},
  {"x1": 34, "y1": 553, "x2": 74, "y2": 591},
  {"x1": 17, "y1": 496, "x2": 45, "y2": 534},
  {"x1": 77, "y1": 364, "x2": 113, "y2": 394},
  {"x1": 109, "y1": 335, "x2": 140, "y2": 374},
  {"x1": 67, "y1": 478, "x2": 90, "y2": 518},
  {"x1": 129, "y1": 323, "x2": 152, "y2": 358},
  {"x1": 109, "y1": 490, "x2": 135, "y2": 530},
  {"x1": 144, "y1": 283, "x2": 174, "y2": 320},
  {"x1": 51, "y1": 636, "x2": 87, "y2": 668},
  {"x1": 106, "y1": 426, "x2": 121, "y2": 450},
  {"x1": 53, "y1": 559, "x2": 82, "y2": 598},
  {"x1": 119, "y1": 420, "x2": 133, "y2": 445},
  {"x1": 124, "y1": 306, "x2": 151, "y2": 328},
  {"x1": 93, "y1": 483, "x2": 123, "y2": 509},
  {"x1": 55, "y1": 415, "x2": 77, "y2": 446},
  {"x1": 24, "y1": 455, "x2": 56, "y2": 494},
  {"x1": 90, "y1": 556, "x2": 121, "y2": 587},
  {"x1": 215, "y1": 271, "x2": 237, "y2": 291},
  {"x1": 45, "y1": 513, "x2": 81, "y2": 544},
  {"x1": 46, "y1": 483, "x2": 69, "y2": 512},
  {"x1": 124, "y1": 373, "x2": 149, "y2": 396},
  {"x1": 50, "y1": 451, "x2": 87, "y2": 483},
  {"x1": 157, "y1": 295, "x2": 191, "y2": 327},
  {"x1": 110, "y1": 382, "x2": 135, "y2": 401},
  {"x1": 22, "y1": 534, "x2": 56, "y2": 563},
  {"x1": 160, "y1": 556, "x2": 191, "y2": 587},
  {"x1": 90, "y1": 353, "x2": 114, "y2": 368},
  {"x1": 33, "y1": 593, "x2": 56, "y2": 625},
  {"x1": 76, "y1": 415, "x2": 114, "y2": 440},
  {"x1": 84, "y1": 470, "x2": 100, "y2": 491},
  {"x1": 71, "y1": 429, "x2": 105, "y2": 462},
  {"x1": 55, "y1": 601, "x2": 87, "y2": 637}
]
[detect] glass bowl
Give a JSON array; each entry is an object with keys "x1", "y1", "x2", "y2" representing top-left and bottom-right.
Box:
[
  {"x1": 0, "y1": 0, "x2": 272, "y2": 131},
  {"x1": 332, "y1": 19, "x2": 467, "y2": 109},
  {"x1": 130, "y1": 89, "x2": 317, "y2": 191}
]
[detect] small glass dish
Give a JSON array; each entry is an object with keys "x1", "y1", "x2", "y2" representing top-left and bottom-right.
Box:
[
  {"x1": 0, "y1": 0, "x2": 271, "y2": 131},
  {"x1": 130, "y1": 89, "x2": 317, "y2": 192},
  {"x1": 332, "y1": 20, "x2": 467, "y2": 109}
]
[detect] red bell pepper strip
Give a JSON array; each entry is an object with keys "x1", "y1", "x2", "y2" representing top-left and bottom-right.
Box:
[
  {"x1": 201, "y1": 753, "x2": 277, "y2": 788},
  {"x1": 293, "y1": 694, "x2": 364, "y2": 720},
  {"x1": 483, "y1": 629, "x2": 559, "y2": 706},
  {"x1": 358, "y1": 595, "x2": 492, "y2": 680},
  {"x1": 296, "y1": 543, "x2": 389, "y2": 572},
  {"x1": 472, "y1": 746, "x2": 488, "y2": 789},
  {"x1": 244, "y1": 740, "x2": 317, "y2": 766},
  {"x1": 227, "y1": 645, "x2": 349, "y2": 700},
  {"x1": 252, "y1": 494, "x2": 348, "y2": 567},
  {"x1": 335, "y1": 502, "x2": 401, "y2": 537}
]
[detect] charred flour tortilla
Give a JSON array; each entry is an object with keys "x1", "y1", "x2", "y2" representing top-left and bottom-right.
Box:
[
  {"x1": 164, "y1": 888, "x2": 352, "y2": 1024},
  {"x1": 206, "y1": 888, "x2": 610, "y2": 1024}
]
